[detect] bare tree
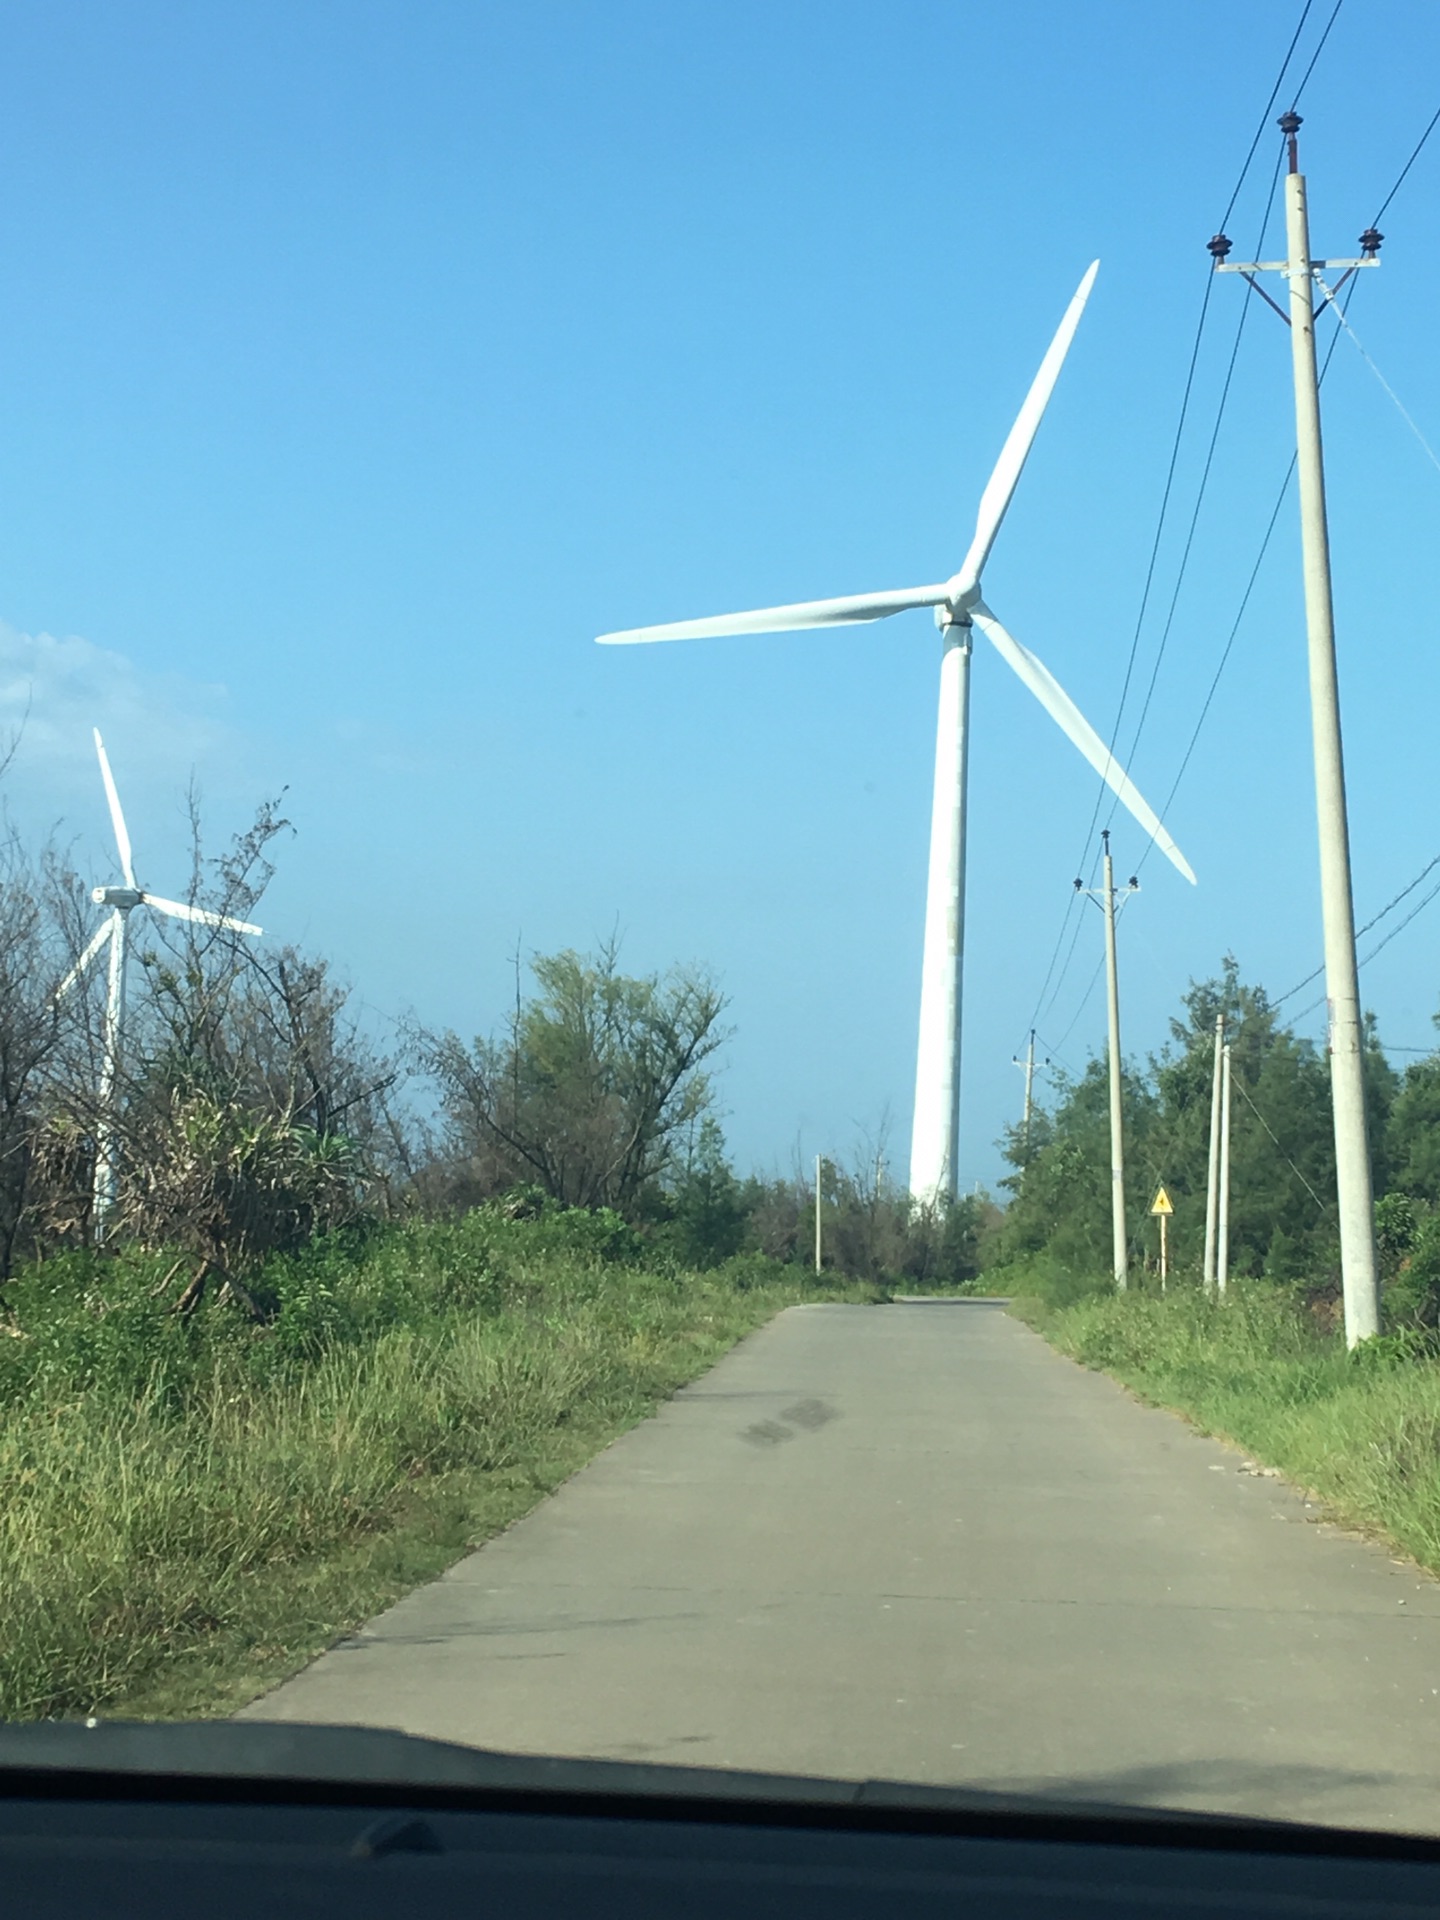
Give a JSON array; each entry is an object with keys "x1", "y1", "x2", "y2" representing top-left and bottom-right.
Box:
[{"x1": 0, "y1": 829, "x2": 72, "y2": 1276}]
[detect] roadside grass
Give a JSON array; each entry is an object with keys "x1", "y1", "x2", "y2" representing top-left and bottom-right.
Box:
[
  {"x1": 1, "y1": 1213, "x2": 883, "y2": 1722},
  {"x1": 1006, "y1": 1264, "x2": 1440, "y2": 1575}
]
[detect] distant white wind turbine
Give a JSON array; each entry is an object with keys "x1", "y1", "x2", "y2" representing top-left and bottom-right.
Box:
[
  {"x1": 55, "y1": 728, "x2": 263, "y2": 1234},
  {"x1": 596, "y1": 262, "x2": 1195, "y2": 1205}
]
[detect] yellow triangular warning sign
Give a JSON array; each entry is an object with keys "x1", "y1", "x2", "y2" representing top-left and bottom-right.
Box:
[{"x1": 1149, "y1": 1185, "x2": 1174, "y2": 1216}]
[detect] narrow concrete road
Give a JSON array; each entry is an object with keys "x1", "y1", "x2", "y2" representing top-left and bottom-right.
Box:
[{"x1": 243, "y1": 1302, "x2": 1440, "y2": 1831}]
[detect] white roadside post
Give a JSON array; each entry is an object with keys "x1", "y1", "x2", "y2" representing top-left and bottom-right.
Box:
[
  {"x1": 1103, "y1": 838, "x2": 1127, "y2": 1289},
  {"x1": 1012, "y1": 1030, "x2": 1038, "y2": 1161},
  {"x1": 1217, "y1": 1043, "x2": 1233, "y2": 1298},
  {"x1": 814, "y1": 1156, "x2": 823, "y2": 1276},
  {"x1": 1209, "y1": 113, "x2": 1380, "y2": 1346},
  {"x1": 1079, "y1": 833, "x2": 1139, "y2": 1291},
  {"x1": 1202, "y1": 1011, "x2": 1225, "y2": 1292}
]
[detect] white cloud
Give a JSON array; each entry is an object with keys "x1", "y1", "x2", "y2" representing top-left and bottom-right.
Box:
[
  {"x1": 0, "y1": 621, "x2": 232, "y2": 774},
  {"x1": 0, "y1": 619, "x2": 259, "y2": 872}
]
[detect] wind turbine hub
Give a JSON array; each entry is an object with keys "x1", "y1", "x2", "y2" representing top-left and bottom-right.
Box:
[{"x1": 93, "y1": 886, "x2": 143, "y2": 910}]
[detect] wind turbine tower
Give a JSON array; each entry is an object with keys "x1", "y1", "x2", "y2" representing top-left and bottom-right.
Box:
[
  {"x1": 56, "y1": 730, "x2": 263, "y2": 1236},
  {"x1": 597, "y1": 266, "x2": 1194, "y2": 1203}
]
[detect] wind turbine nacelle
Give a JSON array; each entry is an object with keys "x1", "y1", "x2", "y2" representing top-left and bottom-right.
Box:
[
  {"x1": 939, "y1": 574, "x2": 981, "y2": 623},
  {"x1": 93, "y1": 886, "x2": 143, "y2": 910}
]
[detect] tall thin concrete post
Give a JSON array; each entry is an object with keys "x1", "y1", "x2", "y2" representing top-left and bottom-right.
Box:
[
  {"x1": 814, "y1": 1156, "x2": 823, "y2": 1275},
  {"x1": 1012, "y1": 1029, "x2": 1038, "y2": 1162},
  {"x1": 1203, "y1": 1012, "x2": 1225, "y2": 1292},
  {"x1": 1279, "y1": 115, "x2": 1380, "y2": 1346},
  {"x1": 1217, "y1": 1042, "x2": 1233, "y2": 1298},
  {"x1": 1210, "y1": 116, "x2": 1383, "y2": 1345},
  {"x1": 1102, "y1": 832, "x2": 1128, "y2": 1291}
]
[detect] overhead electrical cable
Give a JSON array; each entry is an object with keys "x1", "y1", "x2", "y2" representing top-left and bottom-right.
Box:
[
  {"x1": 1372, "y1": 101, "x2": 1440, "y2": 225},
  {"x1": 1218, "y1": 0, "x2": 1318, "y2": 227},
  {"x1": 1231, "y1": 1077, "x2": 1332, "y2": 1214},
  {"x1": 1050, "y1": 954, "x2": 1107, "y2": 1060},
  {"x1": 1106, "y1": 140, "x2": 1287, "y2": 844},
  {"x1": 1278, "y1": 853, "x2": 1440, "y2": 1014},
  {"x1": 1111, "y1": 0, "x2": 1344, "y2": 860},
  {"x1": 1287, "y1": 0, "x2": 1346, "y2": 110},
  {"x1": 1074, "y1": 276, "x2": 1215, "y2": 863},
  {"x1": 1016, "y1": 277, "x2": 1215, "y2": 1054},
  {"x1": 1032, "y1": 843, "x2": 1101, "y2": 1038},
  {"x1": 1012, "y1": 0, "x2": 1329, "y2": 1060},
  {"x1": 1136, "y1": 257, "x2": 1358, "y2": 878}
]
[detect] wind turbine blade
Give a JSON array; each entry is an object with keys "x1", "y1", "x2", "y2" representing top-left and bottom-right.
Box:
[
  {"x1": 597, "y1": 583, "x2": 950, "y2": 645},
  {"x1": 950, "y1": 262, "x2": 1099, "y2": 600},
  {"x1": 93, "y1": 729, "x2": 137, "y2": 887},
  {"x1": 54, "y1": 917, "x2": 116, "y2": 1000},
  {"x1": 143, "y1": 895, "x2": 263, "y2": 936},
  {"x1": 971, "y1": 600, "x2": 1196, "y2": 885}
]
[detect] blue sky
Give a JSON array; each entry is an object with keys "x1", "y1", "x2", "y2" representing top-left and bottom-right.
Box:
[{"x1": 1, "y1": 0, "x2": 1438, "y2": 1188}]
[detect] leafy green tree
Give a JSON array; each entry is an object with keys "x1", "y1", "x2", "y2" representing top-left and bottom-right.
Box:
[
  {"x1": 996, "y1": 1056, "x2": 1159, "y2": 1273},
  {"x1": 995, "y1": 957, "x2": 1397, "y2": 1288},
  {"x1": 1386, "y1": 1018, "x2": 1440, "y2": 1205},
  {"x1": 658, "y1": 1117, "x2": 748, "y2": 1268},
  {"x1": 428, "y1": 943, "x2": 729, "y2": 1218}
]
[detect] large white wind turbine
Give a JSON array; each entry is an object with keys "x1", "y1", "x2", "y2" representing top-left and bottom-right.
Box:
[
  {"x1": 597, "y1": 263, "x2": 1195, "y2": 1203},
  {"x1": 56, "y1": 729, "x2": 263, "y2": 1234}
]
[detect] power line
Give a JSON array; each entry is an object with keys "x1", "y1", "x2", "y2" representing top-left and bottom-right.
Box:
[
  {"x1": 1078, "y1": 276, "x2": 1216, "y2": 858},
  {"x1": 1136, "y1": 261, "x2": 1358, "y2": 877},
  {"x1": 1116, "y1": 2, "x2": 1344, "y2": 841},
  {"x1": 1288, "y1": 0, "x2": 1345, "y2": 109},
  {"x1": 1373, "y1": 101, "x2": 1440, "y2": 225},
  {"x1": 1231, "y1": 1075, "x2": 1332, "y2": 1215},
  {"x1": 1014, "y1": 0, "x2": 1344, "y2": 1062},
  {"x1": 1288, "y1": 873, "x2": 1440, "y2": 1025},
  {"x1": 1109, "y1": 140, "x2": 1286, "y2": 838},
  {"x1": 1274, "y1": 851, "x2": 1440, "y2": 1009},
  {"x1": 1032, "y1": 842, "x2": 1102, "y2": 1040},
  {"x1": 1137, "y1": 467, "x2": 1293, "y2": 879},
  {"x1": 1049, "y1": 953, "x2": 1106, "y2": 1060},
  {"x1": 1019, "y1": 269, "x2": 1219, "y2": 1051},
  {"x1": 1218, "y1": 0, "x2": 1318, "y2": 228},
  {"x1": 1016, "y1": 0, "x2": 1324, "y2": 1052}
]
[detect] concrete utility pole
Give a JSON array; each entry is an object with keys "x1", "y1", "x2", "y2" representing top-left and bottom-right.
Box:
[
  {"x1": 1210, "y1": 113, "x2": 1381, "y2": 1348},
  {"x1": 1079, "y1": 832, "x2": 1138, "y2": 1290},
  {"x1": 1217, "y1": 1042, "x2": 1233, "y2": 1298},
  {"x1": 1203, "y1": 1011, "x2": 1225, "y2": 1292},
  {"x1": 1013, "y1": 1030, "x2": 1037, "y2": 1160},
  {"x1": 814, "y1": 1155, "x2": 823, "y2": 1275}
]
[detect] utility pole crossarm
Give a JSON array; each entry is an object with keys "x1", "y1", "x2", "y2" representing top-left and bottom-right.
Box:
[{"x1": 1212, "y1": 257, "x2": 1380, "y2": 273}]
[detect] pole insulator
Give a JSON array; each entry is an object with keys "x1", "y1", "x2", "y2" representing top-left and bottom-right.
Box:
[
  {"x1": 1358, "y1": 227, "x2": 1383, "y2": 257},
  {"x1": 1207, "y1": 233, "x2": 1233, "y2": 263},
  {"x1": 1278, "y1": 108, "x2": 1302, "y2": 173}
]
